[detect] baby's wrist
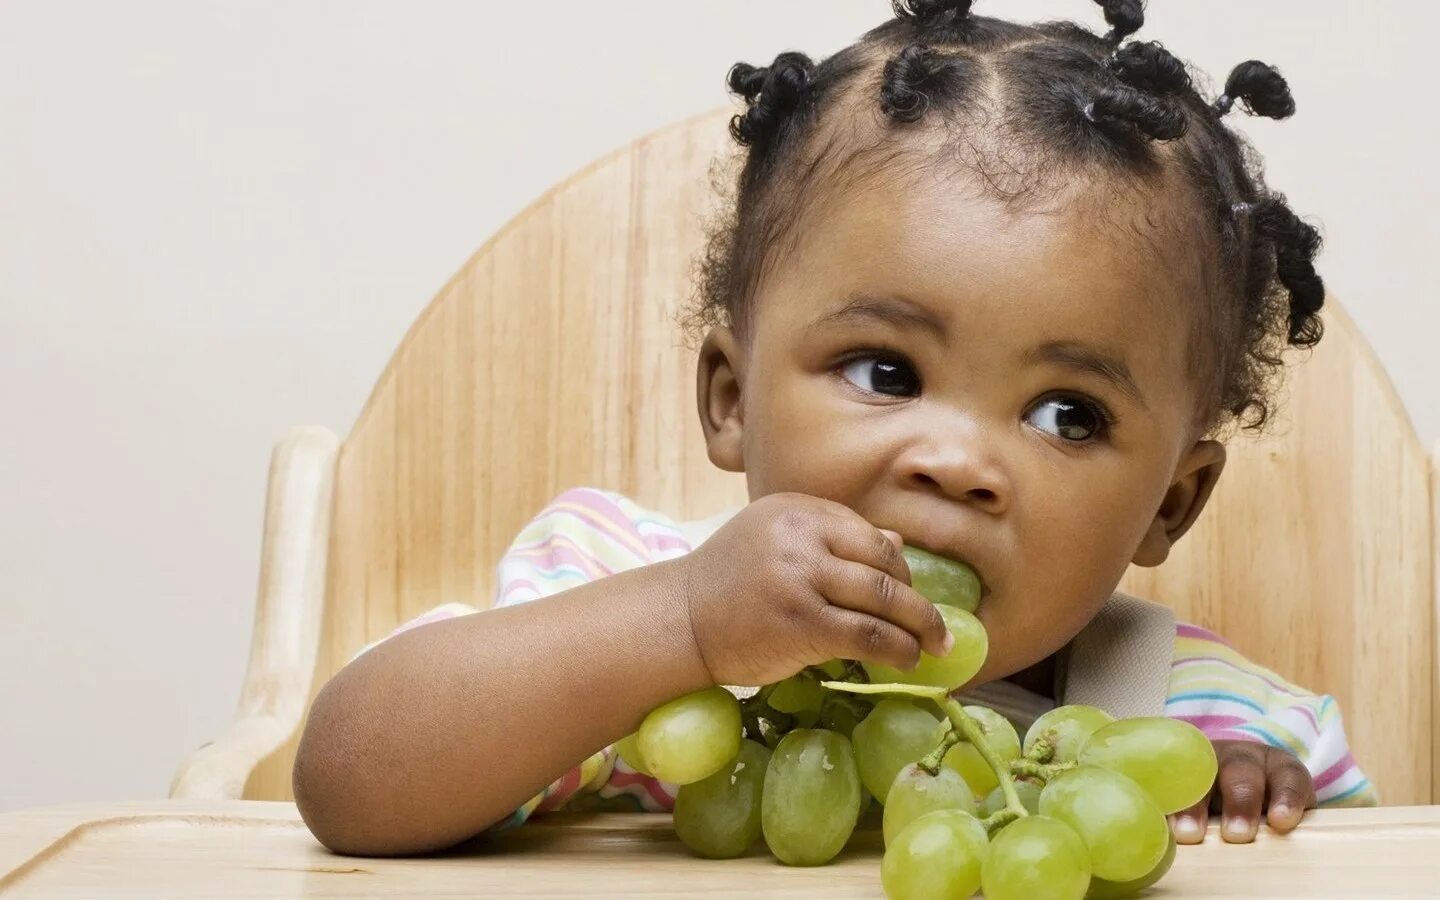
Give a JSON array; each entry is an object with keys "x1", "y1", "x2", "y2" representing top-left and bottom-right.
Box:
[{"x1": 641, "y1": 556, "x2": 719, "y2": 692}]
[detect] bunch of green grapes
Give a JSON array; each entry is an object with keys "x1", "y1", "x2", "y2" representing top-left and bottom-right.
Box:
[
  {"x1": 876, "y1": 705, "x2": 1211, "y2": 900},
  {"x1": 611, "y1": 546, "x2": 1217, "y2": 899}
]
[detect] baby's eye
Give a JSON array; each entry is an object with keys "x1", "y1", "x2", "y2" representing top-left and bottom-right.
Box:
[
  {"x1": 839, "y1": 355, "x2": 920, "y2": 397},
  {"x1": 1025, "y1": 396, "x2": 1111, "y2": 442}
]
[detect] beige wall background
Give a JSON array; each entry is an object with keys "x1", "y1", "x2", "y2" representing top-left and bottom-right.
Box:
[{"x1": 1, "y1": 1, "x2": 1435, "y2": 812}]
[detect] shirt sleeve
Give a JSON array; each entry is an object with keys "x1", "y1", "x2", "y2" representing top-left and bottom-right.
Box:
[
  {"x1": 1165, "y1": 623, "x2": 1379, "y2": 808},
  {"x1": 352, "y1": 487, "x2": 695, "y2": 829},
  {"x1": 483, "y1": 487, "x2": 696, "y2": 827}
]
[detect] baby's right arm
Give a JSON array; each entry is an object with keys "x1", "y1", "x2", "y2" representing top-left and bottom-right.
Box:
[{"x1": 292, "y1": 491, "x2": 949, "y2": 856}]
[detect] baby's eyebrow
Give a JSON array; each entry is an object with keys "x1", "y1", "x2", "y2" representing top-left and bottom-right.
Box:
[
  {"x1": 805, "y1": 293, "x2": 947, "y2": 342},
  {"x1": 1025, "y1": 340, "x2": 1148, "y2": 410}
]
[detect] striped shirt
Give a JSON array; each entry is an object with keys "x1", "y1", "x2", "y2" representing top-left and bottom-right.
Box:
[{"x1": 359, "y1": 486, "x2": 1378, "y2": 829}]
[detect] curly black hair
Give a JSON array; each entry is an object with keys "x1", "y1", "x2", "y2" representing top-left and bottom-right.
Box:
[{"x1": 684, "y1": 0, "x2": 1324, "y2": 434}]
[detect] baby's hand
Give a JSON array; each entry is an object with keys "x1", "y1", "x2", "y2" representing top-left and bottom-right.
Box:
[
  {"x1": 678, "y1": 492, "x2": 952, "y2": 688},
  {"x1": 1170, "y1": 739, "x2": 1316, "y2": 844}
]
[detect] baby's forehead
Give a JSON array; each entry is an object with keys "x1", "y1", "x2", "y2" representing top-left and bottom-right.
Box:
[
  {"x1": 758, "y1": 167, "x2": 1206, "y2": 398},
  {"x1": 791, "y1": 164, "x2": 1206, "y2": 319}
]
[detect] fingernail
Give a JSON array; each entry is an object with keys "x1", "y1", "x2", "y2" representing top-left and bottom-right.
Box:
[
  {"x1": 942, "y1": 632, "x2": 955, "y2": 654},
  {"x1": 1223, "y1": 817, "x2": 1254, "y2": 842},
  {"x1": 1173, "y1": 815, "x2": 1204, "y2": 842}
]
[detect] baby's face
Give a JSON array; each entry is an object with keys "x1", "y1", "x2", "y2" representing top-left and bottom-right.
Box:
[{"x1": 698, "y1": 171, "x2": 1225, "y2": 687}]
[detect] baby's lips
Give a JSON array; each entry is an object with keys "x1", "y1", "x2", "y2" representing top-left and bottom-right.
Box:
[{"x1": 899, "y1": 536, "x2": 990, "y2": 604}]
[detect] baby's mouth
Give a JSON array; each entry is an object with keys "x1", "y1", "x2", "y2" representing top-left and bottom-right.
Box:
[{"x1": 900, "y1": 541, "x2": 988, "y2": 611}]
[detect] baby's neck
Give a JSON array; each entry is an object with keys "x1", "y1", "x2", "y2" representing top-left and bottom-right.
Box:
[{"x1": 1005, "y1": 654, "x2": 1057, "y2": 701}]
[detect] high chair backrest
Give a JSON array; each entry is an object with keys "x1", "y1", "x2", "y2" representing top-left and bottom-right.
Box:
[{"x1": 240, "y1": 109, "x2": 1437, "y2": 806}]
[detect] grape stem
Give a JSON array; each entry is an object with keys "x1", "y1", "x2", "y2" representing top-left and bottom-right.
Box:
[
  {"x1": 917, "y1": 721, "x2": 961, "y2": 775},
  {"x1": 1009, "y1": 758, "x2": 1076, "y2": 782},
  {"x1": 822, "y1": 681, "x2": 1032, "y2": 832},
  {"x1": 934, "y1": 697, "x2": 1030, "y2": 826},
  {"x1": 1024, "y1": 735, "x2": 1056, "y2": 764},
  {"x1": 819, "y1": 681, "x2": 946, "y2": 700}
]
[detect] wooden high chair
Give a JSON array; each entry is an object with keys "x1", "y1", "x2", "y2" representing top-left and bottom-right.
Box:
[{"x1": 170, "y1": 109, "x2": 1440, "y2": 808}]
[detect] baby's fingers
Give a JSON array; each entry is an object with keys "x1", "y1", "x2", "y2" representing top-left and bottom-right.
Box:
[
  {"x1": 819, "y1": 557, "x2": 951, "y2": 658},
  {"x1": 1170, "y1": 793, "x2": 1211, "y2": 845},
  {"x1": 1264, "y1": 751, "x2": 1316, "y2": 834},
  {"x1": 1216, "y1": 742, "x2": 1267, "y2": 843},
  {"x1": 821, "y1": 606, "x2": 923, "y2": 671}
]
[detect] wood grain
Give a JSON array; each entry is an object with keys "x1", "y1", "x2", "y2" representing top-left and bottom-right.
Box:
[
  {"x1": 189, "y1": 107, "x2": 1436, "y2": 806},
  {"x1": 3, "y1": 802, "x2": 1439, "y2": 898}
]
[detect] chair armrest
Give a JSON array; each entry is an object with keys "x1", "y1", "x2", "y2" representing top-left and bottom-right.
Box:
[
  {"x1": 1431, "y1": 440, "x2": 1439, "y2": 806},
  {"x1": 170, "y1": 426, "x2": 340, "y2": 800}
]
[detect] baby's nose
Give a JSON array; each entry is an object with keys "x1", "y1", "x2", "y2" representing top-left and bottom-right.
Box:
[{"x1": 900, "y1": 441, "x2": 1010, "y2": 514}]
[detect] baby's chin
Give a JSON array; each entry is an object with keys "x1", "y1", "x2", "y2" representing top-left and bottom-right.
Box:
[
  {"x1": 965, "y1": 619, "x2": 1073, "y2": 692},
  {"x1": 974, "y1": 599, "x2": 1102, "y2": 679}
]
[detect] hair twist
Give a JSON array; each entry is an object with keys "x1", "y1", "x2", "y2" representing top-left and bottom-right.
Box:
[
  {"x1": 1254, "y1": 196, "x2": 1325, "y2": 346},
  {"x1": 1094, "y1": 0, "x2": 1145, "y2": 44},
  {"x1": 1083, "y1": 83, "x2": 1187, "y2": 141},
  {"x1": 1106, "y1": 40, "x2": 1190, "y2": 95},
  {"x1": 1213, "y1": 60, "x2": 1296, "y2": 119},
  {"x1": 726, "y1": 51, "x2": 817, "y2": 147}
]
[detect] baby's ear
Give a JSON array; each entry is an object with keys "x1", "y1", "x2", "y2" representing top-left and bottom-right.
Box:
[
  {"x1": 696, "y1": 327, "x2": 746, "y2": 472},
  {"x1": 1132, "y1": 440, "x2": 1226, "y2": 567}
]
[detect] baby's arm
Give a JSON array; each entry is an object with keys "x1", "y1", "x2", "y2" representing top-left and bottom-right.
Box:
[
  {"x1": 292, "y1": 488, "x2": 948, "y2": 857},
  {"x1": 292, "y1": 557, "x2": 711, "y2": 856},
  {"x1": 1167, "y1": 624, "x2": 1378, "y2": 844}
]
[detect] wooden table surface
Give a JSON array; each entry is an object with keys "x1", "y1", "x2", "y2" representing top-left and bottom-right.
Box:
[{"x1": 1, "y1": 801, "x2": 1438, "y2": 898}]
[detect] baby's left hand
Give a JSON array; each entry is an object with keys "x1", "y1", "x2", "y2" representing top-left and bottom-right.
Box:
[{"x1": 1170, "y1": 739, "x2": 1316, "y2": 844}]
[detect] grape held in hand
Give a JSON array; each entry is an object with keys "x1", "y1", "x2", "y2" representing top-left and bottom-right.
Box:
[
  {"x1": 863, "y1": 603, "x2": 988, "y2": 690},
  {"x1": 901, "y1": 545, "x2": 983, "y2": 612}
]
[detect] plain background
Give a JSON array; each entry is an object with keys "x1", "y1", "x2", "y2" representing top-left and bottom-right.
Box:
[{"x1": 1, "y1": 1, "x2": 1435, "y2": 812}]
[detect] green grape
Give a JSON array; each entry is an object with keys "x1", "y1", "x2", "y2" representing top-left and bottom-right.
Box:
[
  {"x1": 769, "y1": 675, "x2": 826, "y2": 715},
  {"x1": 982, "y1": 778, "x2": 1043, "y2": 816},
  {"x1": 981, "y1": 815, "x2": 1091, "y2": 900},
  {"x1": 942, "y1": 705, "x2": 1021, "y2": 798},
  {"x1": 674, "y1": 740, "x2": 770, "y2": 859},
  {"x1": 901, "y1": 545, "x2": 983, "y2": 612},
  {"x1": 1023, "y1": 705, "x2": 1115, "y2": 762},
  {"x1": 614, "y1": 732, "x2": 652, "y2": 776},
  {"x1": 637, "y1": 686, "x2": 742, "y2": 785},
  {"x1": 817, "y1": 658, "x2": 848, "y2": 679},
  {"x1": 882, "y1": 809, "x2": 988, "y2": 900},
  {"x1": 863, "y1": 604, "x2": 988, "y2": 690},
  {"x1": 851, "y1": 699, "x2": 945, "y2": 802},
  {"x1": 1086, "y1": 831, "x2": 1177, "y2": 899},
  {"x1": 761, "y1": 729, "x2": 863, "y2": 866},
  {"x1": 817, "y1": 694, "x2": 870, "y2": 739},
  {"x1": 792, "y1": 708, "x2": 821, "y2": 728},
  {"x1": 882, "y1": 762, "x2": 977, "y2": 846},
  {"x1": 1040, "y1": 766, "x2": 1168, "y2": 882},
  {"x1": 1078, "y1": 717, "x2": 1218, "y2": 815}
]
